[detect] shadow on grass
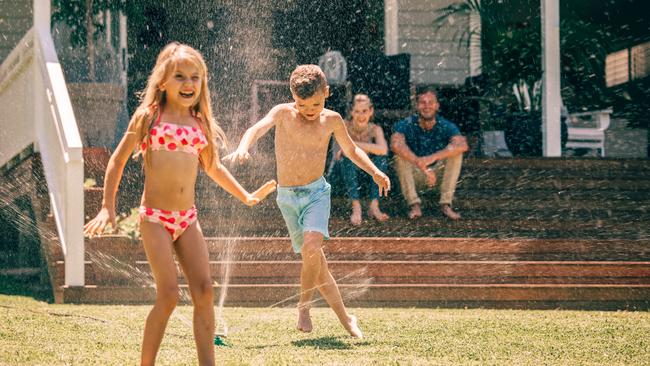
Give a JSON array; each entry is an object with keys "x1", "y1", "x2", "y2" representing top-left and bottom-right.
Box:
[
  {"x1": 292, "y1": 336, "x2": 368, "y2": 350},
  {"x1": 0, "y1": 274, "x2": 53, "y2": 302}
]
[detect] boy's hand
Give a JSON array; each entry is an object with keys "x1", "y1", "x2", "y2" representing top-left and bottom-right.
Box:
[
  {"x1": 84, "y1": 208, "x2": 117, "y2": 237},
  {"x1": 252, "y1": 180, "x2": 277, "y2": 201},
  {"x1": 372, "y1": 171, "x2": 391, "y2": 197},
  {"x1": 243, "y1": 194, "x2": 261, "y2": 206},
  {"x1": 222, "y1": 149, "x2": 251, "y2": 165},
  {"x1": 243, "y1": 180, "x2": 277, "y2": 206}
]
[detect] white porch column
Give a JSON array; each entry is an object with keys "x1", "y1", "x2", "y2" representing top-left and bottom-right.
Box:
[
  {"x1": 33, "y1": 1, "x2": 50, "y2": 154},
  {"x1": 34, "y1": 0, "x2": 85, "y2": 287},
  {"x1": 541, "y1": 0, "x2": 561, "y2": 157},
  {"x1": 384, "y1": 0, "x2": 399, "y2": 56}
]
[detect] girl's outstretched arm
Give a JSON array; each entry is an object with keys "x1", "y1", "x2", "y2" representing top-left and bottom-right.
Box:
[{"x1": 84, "y1": 114, "x2": 144, "y2": 236}]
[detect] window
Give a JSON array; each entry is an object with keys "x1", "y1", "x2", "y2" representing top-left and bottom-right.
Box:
[
  {"x1": 606, "y1": 41, "x2": 650, "y2": 87},
  {"x1": 632, "y1": 41, "x2": 650, "y2": 80}
]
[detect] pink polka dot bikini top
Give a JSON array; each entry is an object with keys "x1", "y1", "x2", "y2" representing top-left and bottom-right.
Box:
[{"x1": 140, "y1": 111, "x2": 209, "y2": 156}]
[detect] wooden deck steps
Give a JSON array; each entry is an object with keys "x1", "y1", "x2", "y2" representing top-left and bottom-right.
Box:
[
  {"x1": 35, "y1": 152, "x2": 650, "y2": 307},
  {"x1": 52, "y1": 237, "x2": 650, "y2": 308},
  {"x1": 61, "y1": 284, "x2": 650, "y2": 309}
]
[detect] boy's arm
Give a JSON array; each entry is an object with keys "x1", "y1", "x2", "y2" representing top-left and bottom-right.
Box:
[
  {"x1": 224, "y1": 105, "x2": 281, "y2": 164},
  {"x1": 333, "y1": 117, "x2": 391, "y2": 196}
]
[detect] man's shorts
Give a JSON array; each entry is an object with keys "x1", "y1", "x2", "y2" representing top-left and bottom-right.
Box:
[{"x1": 276, "y1": 176, "x2": 331, "y2": 253}]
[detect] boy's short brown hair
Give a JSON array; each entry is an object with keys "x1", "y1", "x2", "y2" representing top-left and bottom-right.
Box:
[{"x1": 290, "y1": 65, "x2": 328, "y2": 99}]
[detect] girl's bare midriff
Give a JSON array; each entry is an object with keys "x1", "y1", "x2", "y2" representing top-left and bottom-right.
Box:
[{"x1": 141, "y1": 150, "x2": 199, "y2": 210}]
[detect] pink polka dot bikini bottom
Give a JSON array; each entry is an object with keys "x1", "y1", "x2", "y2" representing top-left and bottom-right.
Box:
[{"x1": 139, "y1": 205, "x2": 198, "y2": 241}]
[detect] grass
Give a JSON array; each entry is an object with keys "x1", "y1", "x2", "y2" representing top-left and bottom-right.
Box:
[{"x1": 1, "y1": 295, "x2": 649, "y2": 365}]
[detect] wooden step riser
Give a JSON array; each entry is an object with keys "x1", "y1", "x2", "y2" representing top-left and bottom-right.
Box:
[
  {"x1": 61, "y1": 284, "x2": 650, "y2": 306},
  {"x1": 77, "y1": 251, "x2": 650, "y2": 263},
  {"x1": 69, "y1": 275, "x2": 650, "y2": 286},
  {"x1": 81, "y1": 237, "x2": 650, "y2": 261},
  {"x1": 56, "y1": 261, "x2": 650, "y2": 286},
  {"x1": 197, "y1": 220, "x2": 650, "y2": 239},
  {"x1": 195, "y1": 203, "x2": 650, "y2": 219}
]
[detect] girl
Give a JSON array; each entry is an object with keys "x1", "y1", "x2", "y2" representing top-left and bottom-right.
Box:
[
  {"x1": 334, "y1": 94, "x2": 389, "y2": 225},
  {"x1": 84, "y1": 43, "x2": 275, "y2": 366}
]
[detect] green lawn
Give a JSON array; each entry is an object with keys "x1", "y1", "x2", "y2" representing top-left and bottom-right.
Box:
[{"x1": 1, "y1": 294, "x2": 649, "y2": 365}]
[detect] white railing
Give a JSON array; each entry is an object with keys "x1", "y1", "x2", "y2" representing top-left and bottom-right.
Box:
[{"x1": 0, "y1": 26, "x2": 84, "y2": 286}]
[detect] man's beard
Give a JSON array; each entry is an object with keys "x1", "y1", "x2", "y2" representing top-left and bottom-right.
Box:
[{"x1": 418, "y1": 112, "x2": 436, "y2": 122}]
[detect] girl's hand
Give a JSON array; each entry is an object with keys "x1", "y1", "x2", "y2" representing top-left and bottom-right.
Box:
[
  {"x1": 253, "y1": 180, "x2": 277, "y2": 201},
  {"x1": 83, "y1": 208, "x2": 117, "y2": 237},
  {"x1": 243, "y1": 194, "x2": 261, "y2": 206},
  {"x1": 243, "y1": 179, "x2": 277, "y2": 206}
]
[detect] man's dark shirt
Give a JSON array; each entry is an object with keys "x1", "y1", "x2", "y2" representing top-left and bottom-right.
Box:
[{"x1": 393, "y1": 114, "x2": 461, "y2": 157}]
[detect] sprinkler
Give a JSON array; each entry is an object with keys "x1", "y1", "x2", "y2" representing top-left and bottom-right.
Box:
[{"x1": 213, "y1": 332, "x2": 229, "y2": 347}]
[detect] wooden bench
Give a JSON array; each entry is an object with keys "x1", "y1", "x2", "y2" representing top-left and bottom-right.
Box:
[{"x1": 565, "y1": 109, "x2": 613, "y2": 157}]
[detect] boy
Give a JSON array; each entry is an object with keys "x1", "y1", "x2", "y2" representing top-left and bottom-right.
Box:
[{"x1": 225, "y1": 65, "x2": 390, "y2": 338}]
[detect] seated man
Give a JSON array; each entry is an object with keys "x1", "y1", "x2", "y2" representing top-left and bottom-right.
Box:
[{"x1": 390, "y1": 87, "x2": 468, "y2": 220}]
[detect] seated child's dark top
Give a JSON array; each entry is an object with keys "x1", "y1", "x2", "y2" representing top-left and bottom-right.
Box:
[{"x1": 392, "y1": 115, "x2": 461, "y2": 157}]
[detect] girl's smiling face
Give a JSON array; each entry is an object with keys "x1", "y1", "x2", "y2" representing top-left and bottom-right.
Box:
[
  {"x1": 161, "y1": 58, "x2": 202, "y2": 108},
  {"x1": 351, "y1": 100, "x2": 373, "y2": 125}
]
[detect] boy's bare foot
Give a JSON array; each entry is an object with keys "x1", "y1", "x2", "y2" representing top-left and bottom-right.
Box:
[
  {"x1": 344, "y1": 315, "x2": 363, "y2": 339},
  {"x1": 441, "y1": 204, "x2": 461, "y2": 220},
  {"x1": 369, "y1": 207, "x2": 389, "y2": 222},
  {"x1": 297, "y1": 304, "x2": 313, "y2": 333},
  {"x1": 408, "y1": 204, "x2": 422, "y2": 219},
  {"x1": 350, "y1": 201, "x2": 362, "y2": 226}
]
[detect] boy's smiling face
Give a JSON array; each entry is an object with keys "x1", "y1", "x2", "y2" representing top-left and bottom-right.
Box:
[{"x1": 292, "y1": 88, "x2": 329, "y2": 121}]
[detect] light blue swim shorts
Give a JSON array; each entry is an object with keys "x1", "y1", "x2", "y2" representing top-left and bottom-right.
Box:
[{"x1": 276, "y1": 176, "x2": 331, "y2": 253}]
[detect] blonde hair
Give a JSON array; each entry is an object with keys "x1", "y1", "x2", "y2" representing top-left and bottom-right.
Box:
[{"x1": 131, "y1": 42, "x2": 226, "y2": 170}]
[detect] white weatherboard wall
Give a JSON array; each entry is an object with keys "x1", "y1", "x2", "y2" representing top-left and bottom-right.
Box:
[
  {"x1": 0, "y1": 33, "x2": 34, "y2": 166},
  {"x1": 394, "y1": 0, "x2": 476, "y2": 85},
  {"x1": 0, "y1": 0, "x2": 32, "y2": 62}
]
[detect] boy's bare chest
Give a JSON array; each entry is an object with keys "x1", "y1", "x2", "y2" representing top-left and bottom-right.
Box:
[{"x1": 277, "y1": 119, "x2": 331, "y2": 148}]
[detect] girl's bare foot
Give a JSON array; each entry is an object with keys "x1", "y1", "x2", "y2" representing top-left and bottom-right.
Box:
[
  {"x1": 408, "y1": 203, "x2": 422, "y2": 219},
  {"x1": 441, "y1": 204, "x2": 461, "y2": 220},
  {"x1": 368, "y1": 201, "x2": 389, "y2": 222},
  {"x1": 297, "y1": 304, "x2": 313, "y2": 333},
  {"x1": 350, "y1": 201, "x2": 362, "y2": 226},
  {"x1": 343, "y1": 315, "x2": 363, "y2": 339}
]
